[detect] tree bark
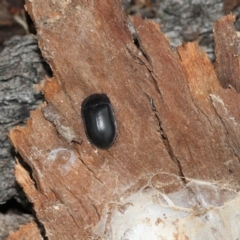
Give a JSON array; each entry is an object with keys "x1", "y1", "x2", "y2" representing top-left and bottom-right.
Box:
[
  {"x1": 7, "y1": 221, "x2": 42, "y2": 240},
  {"x1": 0, "y1": 212, "x2": 33, "y2": 240},
  {"x1": 0, "y1": 35, "x2": 51, "y2": 205},
  {"x1": 8, "y1": 0, "x2": 240, "y2": 239}
]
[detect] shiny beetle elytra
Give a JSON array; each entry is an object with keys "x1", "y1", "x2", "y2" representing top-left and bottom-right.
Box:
[{"x1": 81, "y1": 94, "x2": 117, "y2": 149}]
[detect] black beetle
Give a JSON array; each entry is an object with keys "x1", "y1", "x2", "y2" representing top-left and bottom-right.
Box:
[{"x1": 81, "y1": 94, "x2": 117, "y2": 149}]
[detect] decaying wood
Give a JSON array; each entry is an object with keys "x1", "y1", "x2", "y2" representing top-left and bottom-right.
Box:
[
  {"x1": 0, "y1": 35, "x2": 51, "y2": 204},
  {"x1": 8, "y1": 0, "x2": 240, "y2": 239}
]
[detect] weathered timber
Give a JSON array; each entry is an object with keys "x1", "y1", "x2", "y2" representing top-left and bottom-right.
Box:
[{"x1": 8, "y1": 0, "x2": 240, "y2": 239}]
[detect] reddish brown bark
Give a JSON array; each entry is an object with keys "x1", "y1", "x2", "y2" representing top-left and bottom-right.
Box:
[
  {"x1": 8, "y1": 221, "x2": 42, "y2": 240},
  {"x1": 8, "y1": 0, "x2": 240, "y2": 239}
]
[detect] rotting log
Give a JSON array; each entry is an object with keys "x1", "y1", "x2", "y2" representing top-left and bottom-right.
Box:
[{"x1": 8, "y1": 0, "x2": 240, "y2": 238}]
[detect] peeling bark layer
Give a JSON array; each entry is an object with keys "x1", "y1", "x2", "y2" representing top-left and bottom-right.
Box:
[
  {"x1": 0, "y1": 212, "x2": 33, "y2": 240},
  {"x1": 214, "y1": 14, "x2": 240, "y2": 91},
  {"x1": 9, "y1": 0, "x2": 240, "y2": 239},
  {"x1": 0, "y1": 35, "x2": 51, "y2": 204},
  {"x1": 7, "y1": 221, "x2": 42, "y2": 240}
]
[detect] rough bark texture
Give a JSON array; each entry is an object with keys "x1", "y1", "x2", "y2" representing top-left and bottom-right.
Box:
[
  {"x1": 1, "y1": 0, "x2": 240, "y2": 208},
  {"x1": 224, "y1": 0, "x2": 240, "y2": 13},
  {"x1": 130, "y1": 0, "x2": 240, "y2": 61},
  {"x1": 0, "y1": 35, "x2": 51, "y2": 204},
  {"x1": 8, "y1": 0, "x2": 240, "y2": 239},
  {"x1": 7, "y1": 221, "x2": 42, "y2": 240},
  {"x1": 0, "y1": 212, "x2": 33, "y2": 240},
  {"x1": 214, "y1": 14, "x2": 240, "y2": 91}
]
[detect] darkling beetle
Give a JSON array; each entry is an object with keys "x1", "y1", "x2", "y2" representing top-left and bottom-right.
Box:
[{"x1": 81, "y1": 94, "x2": 117, "y2": 149}]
